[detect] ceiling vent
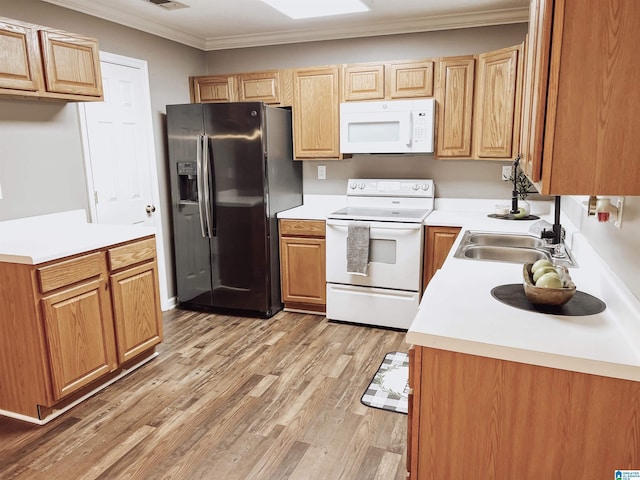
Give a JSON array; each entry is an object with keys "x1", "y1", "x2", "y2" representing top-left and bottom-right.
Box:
[{"x1": 144, "y1": 0, "x2": 189, "y2": 10}]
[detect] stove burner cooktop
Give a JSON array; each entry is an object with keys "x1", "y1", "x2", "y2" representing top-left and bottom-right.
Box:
[{"x1": 328, "y1": 206, "x2": 431, "y2": 223}]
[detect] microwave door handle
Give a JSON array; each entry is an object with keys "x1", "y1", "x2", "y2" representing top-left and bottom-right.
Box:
[{"x1": 405, "y1": 111, "x2": 413, "y2": 147}]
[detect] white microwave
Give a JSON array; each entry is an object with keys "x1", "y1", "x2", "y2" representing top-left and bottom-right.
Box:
[{"x1": 340, "y1": 99, "x2": 435, "y2": 154}]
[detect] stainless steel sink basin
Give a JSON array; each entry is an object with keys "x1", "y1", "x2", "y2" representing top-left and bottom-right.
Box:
[
  {"x1": 465, "y1": 232, "x2": 545, "y2": 248},
  {"x1": 452, "y1": 230, "x2": 577, "y2": 266},
  {"x1": 458, "y1": 245, "x2": 551, "y2": 263}
]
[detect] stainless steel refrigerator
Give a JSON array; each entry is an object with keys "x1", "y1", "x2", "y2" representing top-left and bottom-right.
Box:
[{"x1": 166, "y1": 102, "x2": 302, "y2": 318}]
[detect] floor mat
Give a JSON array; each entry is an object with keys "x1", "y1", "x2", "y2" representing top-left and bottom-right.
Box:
[{"x1": 361, "y1": 351, "x2": 409, "y2": 414}]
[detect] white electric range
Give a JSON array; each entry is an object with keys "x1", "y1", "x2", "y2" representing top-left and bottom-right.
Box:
[{"x1": 325, "y1": 179, "x2": 434, "y2": 330}]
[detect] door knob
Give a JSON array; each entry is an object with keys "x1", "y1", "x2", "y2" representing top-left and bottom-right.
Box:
[{"x1": 146, "y1": 204, "x2": 156, "y2": 213}]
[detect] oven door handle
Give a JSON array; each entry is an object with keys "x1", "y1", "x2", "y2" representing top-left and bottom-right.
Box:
[{"x1": 326, "y1": 219, "x2": 422, "y2": 231}]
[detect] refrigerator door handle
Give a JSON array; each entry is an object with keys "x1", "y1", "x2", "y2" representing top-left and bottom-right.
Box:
[
  {"x1": 196, "y1": 134, "x2": 208, "y2": 237},
  {"x1": 202, "y1": 134, "x2": 216, "y2": 237}
]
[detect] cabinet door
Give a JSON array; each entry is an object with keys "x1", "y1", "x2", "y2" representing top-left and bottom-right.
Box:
[
  {"x1": 389, "y1": 60, "x2": 434, "y2": 98},
  {"x1": 191, "y1": 75, "x2": 237, "y2": 103},
  {"x1": 407, "y1": 346, "x2": 422, "y2": 480},
  {"x1": 343, "y1": 63, "x2": 385, "y2": 101},
  {"x1": 539, "y1": 0, "x2": 640, "y2": 194},
  {"x1": 110, "y1": 261, "x2": 163, "y2": 363},
  {"x1": 0, "y1": 18, "x2": 43, "y2": 92},
  {"x1": 39, "y1": 29, "x2": 102, "y2": 97},
  {"x1": 292, "y1": 66, "x2": 341, "y2": 159},
  {"x1": 473, "y1": 44, "x2": 523, "y2": 159},
  {"x1": 423, "y1": 226, "x2": 461, "y2": 290},
  {"x1": 41, "y1": 279, "x2": 117, "y2": 401},
  {"x1": 237, "y1": 71, "x2": 281, "y2": 104},
  {"x1": 435, "y1": 56, "x2": 475, "y2": 158},
  {"x1": 520, "y1": 0, "x2": 553, "y2": 182},
  {"x1": 280, "y1": 236, "x2": 326, "y2": 305}
]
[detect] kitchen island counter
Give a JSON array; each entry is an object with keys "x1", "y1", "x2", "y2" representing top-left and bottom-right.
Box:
[{"x1": 0, "y1": 210, "x2": 156, "y2": 265}]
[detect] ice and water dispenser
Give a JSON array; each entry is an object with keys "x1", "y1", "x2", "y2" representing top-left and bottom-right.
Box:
[{"x1": 177, "y1": 161, "x2": 198, "y2": 203}]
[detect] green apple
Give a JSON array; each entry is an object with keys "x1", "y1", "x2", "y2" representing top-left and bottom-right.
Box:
[
  {"x1": 513, "y1": 207, "x2": 527, "y2": 219},
  {"x1": 531, "y1": 259, "x2": 554, "y2": 273},
  {"x1": 533, "y1": 266, "x2": 558, "y2": 283},
  {"x1": 535, "y1": 272, "x2": 563, "y2": 288}
]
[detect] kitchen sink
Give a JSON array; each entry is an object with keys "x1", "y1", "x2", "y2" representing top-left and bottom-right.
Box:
[
  {"x1": 458, "y1": 245, "x2": 551, "y2": 263},
  {"x1": 453, "y1": 230, "x2": 577, "y2": 266},
  {"x1": 465, "y1": 232, "x2": 545, "y2": 248}
]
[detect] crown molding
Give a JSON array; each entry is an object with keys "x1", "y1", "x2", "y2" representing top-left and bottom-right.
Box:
[
  {"x1": 41, "y1": 1, "x2": 528, "y2": 51},
  {"x1": 203, "y1": 8, "x2": 529, "y2": 50}
]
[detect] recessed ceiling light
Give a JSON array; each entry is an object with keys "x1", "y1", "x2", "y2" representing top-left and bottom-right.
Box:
[{"x1": 260, "y1": 0, "x2": 371, "y2": 19}]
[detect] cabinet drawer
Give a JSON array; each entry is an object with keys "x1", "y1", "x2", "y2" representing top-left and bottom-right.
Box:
[
  {"x1": 37, "y1": 252, "x2": 104, "y2": 294},
  {"x1": 280, "y1": 219, "x2": 326, "y2": 237},
  {"x1": 108, "y1": 237, "x2": 156, "y2": 271}
]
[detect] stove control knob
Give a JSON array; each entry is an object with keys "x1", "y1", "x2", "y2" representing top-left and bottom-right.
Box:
[
  {"x1": 421, "y1": 183, "x2": 430, "y2": 191},
  {"x1": 349, "y1": 182, "x2": 357, "y2": 189},
  {"x1": 412, "y1": 183, "x2": 419, "y2": 190},
  {"x1": 358, "y1": 183, "x2": 365, "y2": 189}
]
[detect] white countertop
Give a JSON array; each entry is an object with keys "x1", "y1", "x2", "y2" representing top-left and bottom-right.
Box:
[
  {"x1": 278, "y1": 195, "x2": 640, "y2": 382},
  {"x1": 277, "y1": 195, "x2": 346, "y2": 220},
  {"x1": 0, "y1": 210, "x2": 157, "y2": 265},
  {"x1": 407, "y1": 204, "x2": 640, "y2": 382}
]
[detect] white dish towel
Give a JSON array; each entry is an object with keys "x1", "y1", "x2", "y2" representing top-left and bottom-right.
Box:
[{"x1": 347, "y1": 221, "x2": 370, "y2": 276}]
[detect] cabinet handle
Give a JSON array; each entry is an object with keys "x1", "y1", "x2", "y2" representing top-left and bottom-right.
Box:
[{"x1": 146, "y1": 204, "x2": 156, "y2": 213}]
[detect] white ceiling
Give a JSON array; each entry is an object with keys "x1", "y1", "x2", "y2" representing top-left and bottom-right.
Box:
[{"x1": 42, "y1": 0, "x2": 529, "y2": 51}]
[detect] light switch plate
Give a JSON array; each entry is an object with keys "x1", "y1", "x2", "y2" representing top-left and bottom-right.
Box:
[
  {"x1": 318, "y1": 165, "x2": 326, "y2": 180},
  {"x1": 501, "y1": 166, "x2": 512, "y2": 181}
]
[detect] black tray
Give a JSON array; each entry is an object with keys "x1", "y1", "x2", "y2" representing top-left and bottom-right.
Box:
[
  {"x1": 487, "y1": 213, "x2": 540, "y2": 221},
  {"x1": 491, "y1": 284, "x2": 606, "y2": 316}
]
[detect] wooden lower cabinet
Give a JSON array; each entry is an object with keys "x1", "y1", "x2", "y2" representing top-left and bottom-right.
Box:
[
  {"x1": 0, "y1": 236, "x2": 162, "y2": 421},
  {"x1": 423, "y1": 226, "x2": 461, "y2": 290},
  {"x1": 407, "y1": 346, "x2": 640, "y2": 479},
  {"x1": 279, "y1": 219, "x2": 326, "y2": 313}
]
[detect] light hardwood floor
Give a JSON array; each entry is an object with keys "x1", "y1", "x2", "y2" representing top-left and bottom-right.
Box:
[{"x1": 0, "y1": 308, "x2": 410, "y2": 479}]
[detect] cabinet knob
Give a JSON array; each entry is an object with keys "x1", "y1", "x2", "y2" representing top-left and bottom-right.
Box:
[{"x1": 146, "y1": 204, "x2": 156, "y2": 213}]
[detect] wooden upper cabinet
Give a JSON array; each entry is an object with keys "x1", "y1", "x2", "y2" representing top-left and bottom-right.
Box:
[
  {"x1": 292, "y1": 66, "x2": 341, "y2": 159},
  {"x1": 473, "y1": 43, "x2": 523, "y2": 159},
  {"x1": 519, "y1": 0, "x2": 552, "y2": 183},
  {"x1": 191, "y1": 75, "x2": 237, "y2": 103},
  {"x1": 191, "y1": 70, "x2": 292, "y2": 106},
  {"x1": 343, "y1": 63, "x2": 385, "y2": 101},
  {"x1": 343, "y1": 60, "x2": 435, "y2": 101},
  {"x1": 389, "y1": 60, "x2": 434, "y2": 98},
  {"x1": 0, "y1": 18, "x2": 43, "y2": 92},
  {"x1": 0, "y1": 17, "x2": 102, "y2": 101},
  {"x1": 237, "y1": 71, "x2": 281, "y2": 104},
  {"x1": 521, "y1": 0, "x2": 640, "y2": 195},
  {"x1": 39, "y1": 28, "x2": 102, "y2": 97},
  {"x1": 435, "y1": 56, "x2": 475, "y2": 158}
]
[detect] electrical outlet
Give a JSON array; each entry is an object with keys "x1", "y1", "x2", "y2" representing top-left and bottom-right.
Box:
[
  {"x1": 0, "y1": 181, "x2": 3, "y2": 199},
  {"x1": 317, "y1": 165, "x2": 326, "y2": 180},
  {"x1": 501, "y1": 166, "x2": 512, "y2": 181}
]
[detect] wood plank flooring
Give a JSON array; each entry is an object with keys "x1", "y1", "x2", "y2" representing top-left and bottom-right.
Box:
[{"x1": 0, "y1": 308, "x2": 410, "y2": 479}]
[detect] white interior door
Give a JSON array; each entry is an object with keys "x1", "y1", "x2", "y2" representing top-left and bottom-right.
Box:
[{"x1": 79, "y1": 52, "x2": 170, "y2": 310}]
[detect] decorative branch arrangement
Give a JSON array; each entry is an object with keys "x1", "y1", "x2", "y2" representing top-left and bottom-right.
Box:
[{"x1": 509, "y1": 168, "x2": 535, "y2": 200}]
